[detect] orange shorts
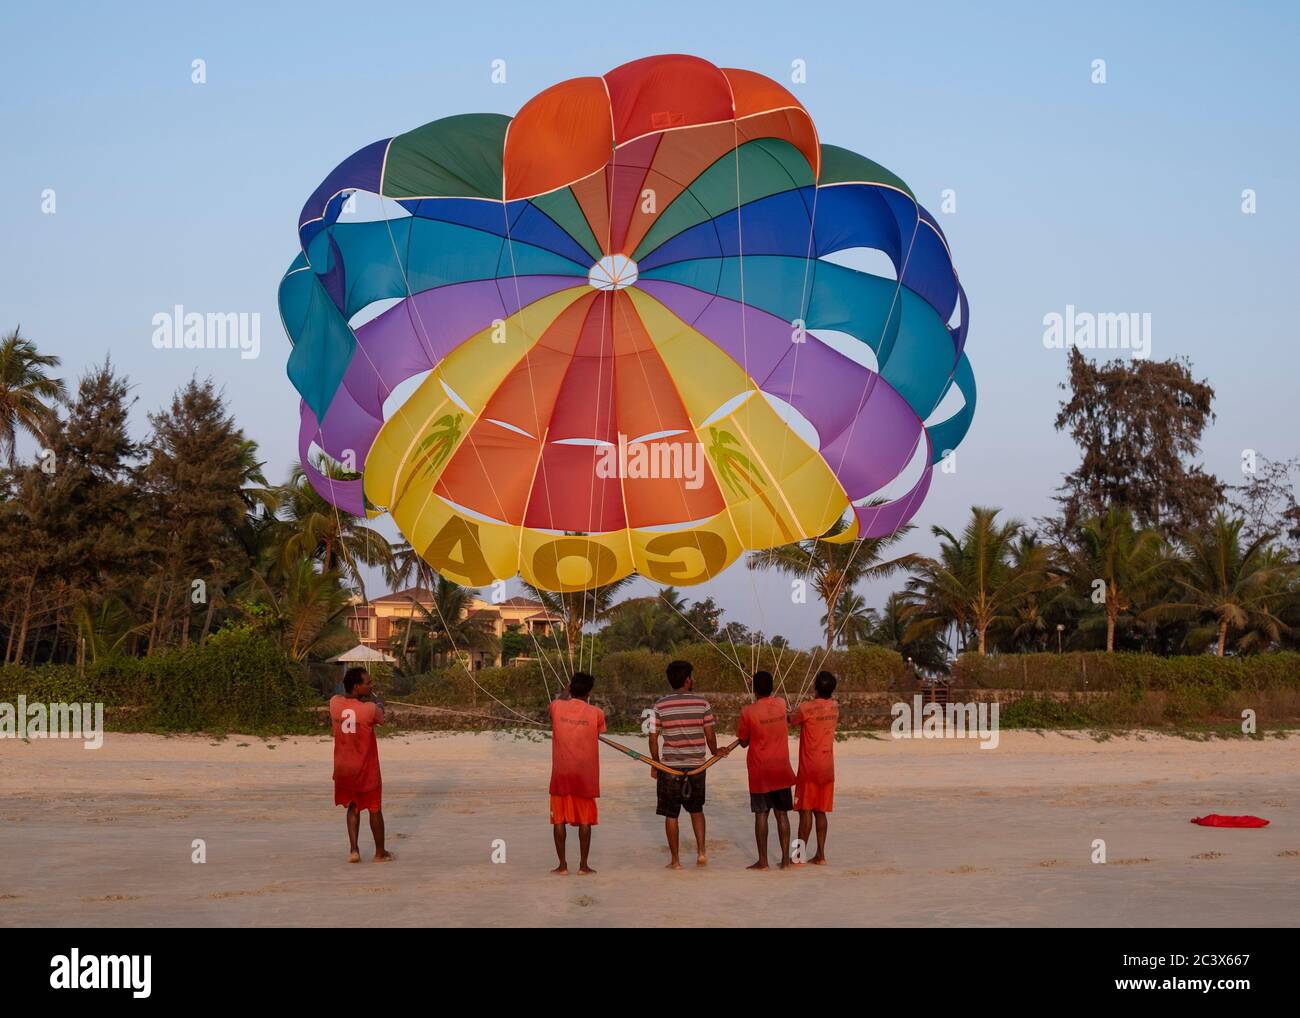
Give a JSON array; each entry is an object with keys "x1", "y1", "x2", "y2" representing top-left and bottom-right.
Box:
[
  {"x1": 795, "y1": 780, "x2": 833, "y2": 813},
  {"x1": 550, "y1": 794, "x2": 598, "y2": 826}
]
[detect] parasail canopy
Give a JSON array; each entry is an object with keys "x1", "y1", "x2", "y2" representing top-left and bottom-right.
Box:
[{"x1": 279, "y1": 54, "x2": 975, "y2": 592}]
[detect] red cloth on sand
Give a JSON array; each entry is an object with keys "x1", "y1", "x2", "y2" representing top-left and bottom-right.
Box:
[{"x1": 1190, "y1": 814, "x2": 1269, "y2": 827}]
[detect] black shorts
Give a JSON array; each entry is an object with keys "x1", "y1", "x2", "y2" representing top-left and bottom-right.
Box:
[
  {"x1": 750, "y1": 788, "x2": 793, "y2": 813},
  {"x1": 656, "y1": 769, "x2": 706, "y2": 818}
]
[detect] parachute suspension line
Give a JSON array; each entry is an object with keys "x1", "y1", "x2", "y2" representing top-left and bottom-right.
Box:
[
  {"x1": 728, "y1": 106, "x2": 775, "y2": 694},
  {"x1": 655, "y1": 590, "x2": 750, "y2": 678},
  {"x1": 523, "y1": 619, "x2": 570, "y2": 692},
  {"x1": 496, "y1": 183, "x2": 571, "y2": 695},
  {"x1": 763, "y1": 123, "x2": 823, "y2": 706},
  {"x1": 363, "y1": 194, "x2": 554, "y2": 720},
  {"x1": 498, "y1": 180, "x2": 570, "y2": 692},
  {"x1": 574, "y1": 136, "x2": 622, "y2": 685},
  {"x1": 792, "y1": 426, "x2": 931, "y2": 708},
  {"x1": 783, "y1": 192, "x2": 930, "y2": 709},
  {"x1": 386, "y1": 700, "x2": 546, "y2": 728},
  {"x1": 598, "y1": 216, "x2": 754, "y2": 686}
]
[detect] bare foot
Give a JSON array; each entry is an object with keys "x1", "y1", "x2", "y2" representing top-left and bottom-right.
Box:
[
  {"x1": 578, "y1": 865, "x2": 597, "y2": 875},
  {"x1": 696, "y1": 855, "x2": 708, "y2": 867},
  {"x1": 666, "y1": 860, "x2": 684, "y2": 870},
  {"x1": 347, "y1": 851, "x2": 361, "y2": 864},
  {"x1": 374, "y1": 850, "x2": 395, "y2": 862},
  {"x1": 551, "y1": 864, "x2": 569, "y2": 875},
  {"x1": 779, "y1": 859, "x2": 793, "y2": 870},
  {"x1": 812, "y1": 856, "x2": 828, "y2": 865},
  {"x1": 747, "y1": 861, "x2": 769, "y2": 871}
]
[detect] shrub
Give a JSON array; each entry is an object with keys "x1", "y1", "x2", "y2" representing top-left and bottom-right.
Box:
[{"x1": 0, "y1": 628, "x2": 312, "y2": 733}]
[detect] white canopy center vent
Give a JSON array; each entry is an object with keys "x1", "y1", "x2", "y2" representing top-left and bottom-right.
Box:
[{"x1": 588, "y1": 254, "x2": 639, "y2": 291}]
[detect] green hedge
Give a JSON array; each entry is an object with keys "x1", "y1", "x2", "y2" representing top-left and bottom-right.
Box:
[
  {"x1": 0, "y1": 628, "x2": 313, "y2": 732},
  {"x1": 953, "y1": 652, "x2": 1300, "y2": 692},
  {"x1": 400, "y1": 641, "x2": 907, "y2": 709}
]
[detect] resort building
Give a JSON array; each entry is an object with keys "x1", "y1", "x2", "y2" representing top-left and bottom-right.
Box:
[{"x1": 344, "y1": 587, "x2": 561, "y2": 669}]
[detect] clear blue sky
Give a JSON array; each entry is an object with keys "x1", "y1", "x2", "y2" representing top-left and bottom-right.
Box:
[{"x1": 3, "y1": 0, "x2": 1297, "y2": 647}]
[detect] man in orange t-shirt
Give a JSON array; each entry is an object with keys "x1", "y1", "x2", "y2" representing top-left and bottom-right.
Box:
[
  {"x1": 549, "y1": 671, "x2": 605, "y2": 875},
  {"x1": 329, "y1": 667, "x2": 391, "y2": 863},
  {"x1": 736, "y1": 670, "x2": 797, "y2": 870},
  {"x1": 790, "y1": 670, "x2": 839, "y2": 865}
]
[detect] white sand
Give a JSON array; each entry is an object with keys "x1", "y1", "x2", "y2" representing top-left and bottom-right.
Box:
[{"x1": 1, "y1": 729, "x2": 1297, "y2": 927}]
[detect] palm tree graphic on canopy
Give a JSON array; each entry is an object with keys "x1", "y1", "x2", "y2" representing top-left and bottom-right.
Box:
[
  {"x1": 707, "y1": 427, "x2": 794, "y2": 543},
  {"x1": 397, "y1": 411, "x2": 464, "y2": 503}
]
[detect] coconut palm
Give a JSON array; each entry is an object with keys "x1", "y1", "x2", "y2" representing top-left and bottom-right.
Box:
[
  {"x1": 870, "y1": 591, "x2": 951, "y2": 673},
  {"x1": 523, "y1": 572, "x2": 636, "y2": 659},
  {"x1": 821, "y1": 590, "x2": 876, "y2": 648},
  {"x1": 903, "y1": 507, "x2": 1049, "y2": 656},
  {"x1": 1144, "y1": 512, "x2": 1294, "y2": 656},
  {"x1": 747, "y1": 514, "x2": 916, "y2": 650},
  {"x1": 0, "y1": 327, "x2": 66, "y2": 469},
  {"x1": 1056, "y1": 507, "x2": 1164, "y2": 651},
  {"x1": 273, "y1": 456, "x2": 393, "y2": 588},
  {"x1": 602, "y1": 595, "x2": 683, "y2": 653},
  {"x1": 241, "y1": 557, "x2": 355, "y2": 662},
  {"x1": 392, "y1": 576, "x2": 498, "y2": 671},
  {"x1": 70, "y1": 593, "x2": 144, "y2": 664}
]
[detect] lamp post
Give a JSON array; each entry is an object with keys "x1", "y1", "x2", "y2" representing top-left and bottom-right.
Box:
[{"x1": 1056, "y1": 623, "x2": 1065, "y2": 654}]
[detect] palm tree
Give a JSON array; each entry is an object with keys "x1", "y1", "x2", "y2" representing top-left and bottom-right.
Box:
[
  {"x1": 1056, "y1": 507, "x2": 1164, "y2": 652},
  {"x1": 390, "y1": 576, "x2": 498, "y2": 672},
  {"x1": 870, "y1": 591, "x2": 951, "y2": 672},
  {"x1": 70, "y1": 593, "x2": 143, "y2": 664},
  {"x1": 1144, "y1": 512, "x2": 1294, "y2": 656},
  {"x1": 903, "y1": 507, "x2": 1048, "y2": 656},
  {"x1": 523, "y1": 572, "x2": 636, "y2": 659},
  {"x1": 602, "y1": 595, "x2": 683, "y2": 653},
  {"x1": 274, "y1": 456, "x2": 393, "y2": 588},
  {"x1": 242, "y1": 558, "x2": 355, "y2": 662},
  {"x1": 747, "y1": 514, "x2": 916, "y2": 650},
  {"x1": 0, "y1": 327, "x2": 66, "y2": 469},
  {"x1": 822, "y1": 590, "x2": 876, "y2": 647}
]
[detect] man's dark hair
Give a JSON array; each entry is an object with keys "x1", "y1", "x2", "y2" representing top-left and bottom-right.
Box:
[
  {"x1": 343, "y1": 667, "x2": 369, "y2": 693},
  {"x1": 570, "y1": 672, "x2": 595, "y2": 698},
  {"x1": 666, "y1": 660, "x2": 693, "y2": 689},
  {"x1": 815, "y1": 670, "x2": 837, "y2": 698},
  {"x1": 753, "y1": 670, "x2": 774, "y2": 697}
]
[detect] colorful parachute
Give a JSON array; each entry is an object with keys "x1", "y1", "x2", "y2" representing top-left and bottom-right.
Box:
[{"x1": 279, "y1": 54, "x2": 974, "y2": 592}]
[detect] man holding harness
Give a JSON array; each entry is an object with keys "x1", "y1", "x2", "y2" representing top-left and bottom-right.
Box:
[{"x1": 649, "y1": 660, "x2": 728, "y2": 869}]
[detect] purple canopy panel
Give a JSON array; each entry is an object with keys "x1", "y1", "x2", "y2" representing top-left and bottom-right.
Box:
[
  {"x1": 760, "y1": 336, "x2": 875, "y2": 446},
  {"x1": 817, "y1": 377, "x2": 922, "y2": 499},
  {"x1": 298, "y1": 402, "x2": 366, "y2": 516},
  {"x1": 852, "y1": 430, "x2": 934, "y2": 538},
  {"x1": 300, "y1": 274, "x2": 581, "y2": 514}
]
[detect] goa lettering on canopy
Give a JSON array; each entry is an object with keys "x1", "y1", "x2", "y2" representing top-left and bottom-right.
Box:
[{"x1": 278, "y1": 54, "x2": 975, "y2": 592}]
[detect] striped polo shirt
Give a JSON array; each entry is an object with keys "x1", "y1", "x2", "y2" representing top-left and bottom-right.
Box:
[{"x1": 650, "y1": 692, "x2": 715, "y2": 768}]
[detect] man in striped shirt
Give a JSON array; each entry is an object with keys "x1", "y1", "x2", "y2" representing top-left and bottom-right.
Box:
[{"x1": 649, "y1": 660, "x2": 725, "y2": 868}]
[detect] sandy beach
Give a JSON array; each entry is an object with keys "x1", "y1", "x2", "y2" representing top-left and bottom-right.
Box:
[{"x1": 2, "y1": 729, "x2": 1297, "y2": 927}]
